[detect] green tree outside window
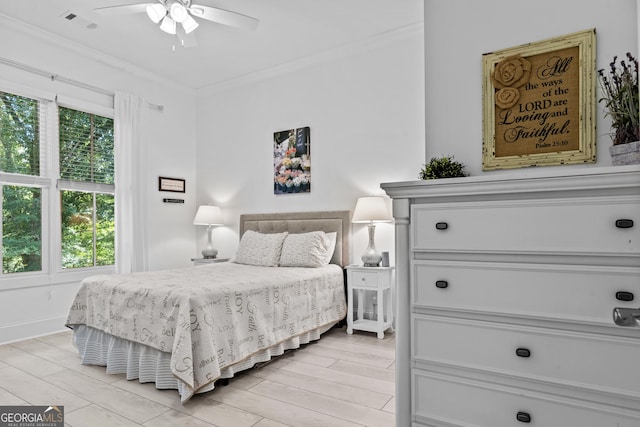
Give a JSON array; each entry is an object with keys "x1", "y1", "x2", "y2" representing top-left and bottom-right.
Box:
[
  {"x1": 0, "y1": 90, "x2": 115, "y2": 274},
  {"x1": 2, "y1": 186, "x2": 41, "y2": 273}
]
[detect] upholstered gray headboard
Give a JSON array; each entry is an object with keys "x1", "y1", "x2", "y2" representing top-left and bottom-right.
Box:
[{"x1": 239, "y1": 210, "x2": 351, "y2": 267}]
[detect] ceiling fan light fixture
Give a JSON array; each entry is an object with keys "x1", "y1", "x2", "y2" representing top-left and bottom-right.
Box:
[
  {"x1": 169, "y1": 2, "x2": 188, "y2": 23},
  {"x1": 181, "y1": 14, "x2": 199, "y2": 34},
  {"x1": 159, "y1": 15, "x2": 176, "y2": 34},
  {"x1": 146, "y1": 3, "x2": 167, "y2": 24}
]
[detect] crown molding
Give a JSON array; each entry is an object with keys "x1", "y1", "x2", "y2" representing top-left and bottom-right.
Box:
[
  {"x1": 1, "y1": 11, "x2": 423, "y2": 97},
  {"x1": 198, "y1": 21, "x2": 424, "y2": 96},
  {"x1": 0, "y1": 13, "x2": 191, "y2": 94}
]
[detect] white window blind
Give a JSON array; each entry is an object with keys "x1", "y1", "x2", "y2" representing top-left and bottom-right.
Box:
[{"x1": 58, "y1": 106, "x2": 114, "y2": 186}]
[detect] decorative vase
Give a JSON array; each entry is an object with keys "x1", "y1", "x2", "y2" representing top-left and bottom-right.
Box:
[{"x1": 609, "y1": 140, "x2": 640, "y2": 166}]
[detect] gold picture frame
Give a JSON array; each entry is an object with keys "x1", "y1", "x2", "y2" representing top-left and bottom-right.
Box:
[{"x1": 482, "y1": 29, "x2": 596, "y2": 170}]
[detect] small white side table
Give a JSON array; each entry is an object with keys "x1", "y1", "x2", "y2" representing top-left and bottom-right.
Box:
[
  {"x1": 345, "y1": 265, "x2": 394, "y2": 339},
  {"x1": 191, "y1": 258, "x2": 229, "y2": 266}
]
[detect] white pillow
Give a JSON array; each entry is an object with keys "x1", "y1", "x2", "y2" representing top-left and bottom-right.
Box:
[
  {"x1": 279, "y1": 231, "x2": 330, "y2": 268},
  {"x1": 322, "y1": 232, "x2": 338, "y2": 265},
  {"x1": 231, "y1": 230, "x2": 288, "y2": 267}
]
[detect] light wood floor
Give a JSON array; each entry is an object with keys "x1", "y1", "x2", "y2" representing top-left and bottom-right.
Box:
[{"x1": 0, "y1": 327, "x2": 395, "y2": 427}]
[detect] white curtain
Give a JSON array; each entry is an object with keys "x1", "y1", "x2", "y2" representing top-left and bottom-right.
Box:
[{"x1": 114, "y1": 92, "x2": 149, "y2": 274}]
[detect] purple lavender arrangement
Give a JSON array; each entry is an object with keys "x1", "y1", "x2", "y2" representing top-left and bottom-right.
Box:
[{"x1": 598, "y1": 53, "x2": 639, "y2": 146}]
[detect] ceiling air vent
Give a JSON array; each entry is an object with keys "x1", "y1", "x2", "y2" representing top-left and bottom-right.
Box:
[{"x1": 60, "y1": 11, "x2": 98, "y2": 29}]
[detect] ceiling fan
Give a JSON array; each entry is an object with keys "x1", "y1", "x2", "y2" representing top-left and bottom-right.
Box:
[{"x1": 94, "y1": 0, "x2": 259, "y2": 48}]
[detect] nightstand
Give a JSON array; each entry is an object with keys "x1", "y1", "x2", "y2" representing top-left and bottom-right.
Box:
[
  {"x1": 345, "y1": 265, "x2": 394, "y2": 339},
  {"x1": 191, "y1": 258, "x2": 229, "y2": 266}
]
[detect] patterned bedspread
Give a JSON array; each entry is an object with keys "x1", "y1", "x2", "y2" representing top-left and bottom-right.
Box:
[{"x1": 65, "y1": 262, "x2": 346, "y2": 399}]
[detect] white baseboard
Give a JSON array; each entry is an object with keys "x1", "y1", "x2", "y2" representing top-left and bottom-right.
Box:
[{"x1": 0, "y1": 316, "x2": 69, "y2": 345}]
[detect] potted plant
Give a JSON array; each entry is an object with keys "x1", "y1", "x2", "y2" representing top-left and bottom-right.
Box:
[
  {"x1": 419, "y1": 155, "x2": 467, "y2": 180},
  {"x1": 597, "y1": 52, "x2": 639, "y2": 165}
]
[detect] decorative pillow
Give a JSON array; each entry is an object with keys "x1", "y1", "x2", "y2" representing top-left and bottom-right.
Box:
[
  {"x1": 231, "y1": 230, "x2": 288, "y2": 267},
  {"x1": 279, "y1": 231, "x2": 330, "y2": 268},
  {"x1": 322, "y1": 232, "x2": 338, "y2": 265}
]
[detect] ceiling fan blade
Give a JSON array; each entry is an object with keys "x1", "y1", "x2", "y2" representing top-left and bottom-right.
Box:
[
  {"x1": 176, "y1": 25, "x2": 198, "y2": 48},
  {"x1": 93, "y1": 3, "x2": 156, "y2": 16},
  {"x1": 189, "y1": 5, "x2": 258, "y2": 31}
]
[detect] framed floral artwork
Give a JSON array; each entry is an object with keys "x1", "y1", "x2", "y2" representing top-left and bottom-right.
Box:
[
  {"x1": 482, "y1": 29, "x2": 596, "y2": 170},
  {"x1": 273, "y1": 127, "x2": 310, "y2": 194}
]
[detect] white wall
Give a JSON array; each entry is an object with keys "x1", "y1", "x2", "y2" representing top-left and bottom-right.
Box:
[
  {"x1": 0, "y1": 18, "x2": 198, "y2": 343},
  {"x1": 424, "y1": 0, "x2": 638, "y2": 177},
  {"x1": 7, "y1": 0, "x2": 632, "y2": 344},
  {"x1": 194, "y1": 26, "x2": 425, "y2": 265}
]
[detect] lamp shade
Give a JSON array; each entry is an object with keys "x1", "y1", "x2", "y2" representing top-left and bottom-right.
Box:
[
  {"x1": 159, "y1": 15, "x2": 177, "y2": 34},
  {"x1": 193, "y1": 205, "x2": 224, "y2": 226},
  {"x1": 181, "y1": 14, "x2": 199, "y2": 34},
  {"x1": 169, "y1": 1, "x2": 189, "y2": 23},
  {"x1": 352, "y1": 196, "x2": 392, "y2": 223},
  {"x1": 146, "y1": 3, "x2": 167, "y2": 24}
]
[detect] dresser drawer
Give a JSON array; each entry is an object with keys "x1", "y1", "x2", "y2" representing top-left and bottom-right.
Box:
[
  {"x1": 413, "y1": 372, "x2": 640, "y2": 427},
  {"x1": 413, "y1": 315, "x2": 640, "y2": 399},
  {"x1": 411, "y1": 197, "x2": 640, "y2": 254},
  {"x1": 413, "y1": 260, "x2": 640, "y2": 326}
]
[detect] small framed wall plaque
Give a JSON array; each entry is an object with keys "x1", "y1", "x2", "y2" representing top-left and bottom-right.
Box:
[
  {"x1": 482, "y1": 29, "x2": 596, "y2": 170},
  {"x1": 158, "y1": 176, "x2": 186, "y2": 193}
]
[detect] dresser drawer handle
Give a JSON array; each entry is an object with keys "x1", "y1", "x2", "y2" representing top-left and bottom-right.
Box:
[
  {"x1": 515, "y1": 348, "x2": 531, "y2": 358},
  {"x1": 435, "y1": 280, "x2": 448, "y2": 289},
  {"x1": 613, "y1": 307, "x2": 640, "y2": 327},
  {"x1": 516, "y1": 412, "x2": 531, "y2": 423},
  {"x1": 435, "y1": 222, "x2": 448, "y2": 230},
  {"x1": 615, "y1": 219, "x2": 634, "y2": 229},
  {"x1": 616, "y1": 291, "x2": 635, "y2": 302}
]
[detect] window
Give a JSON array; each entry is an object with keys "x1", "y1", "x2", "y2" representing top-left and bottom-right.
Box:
[
  {"x1": 0, "y1": 89, "x2": 115, "y2": 276},
  {"x1": 2, "y1": 185, "x2": 41, "y2": 273},
  {"x1": 59, "y1": 106, "x2": 114, "y2": 185},
  {"x1": 0, "y1": 91, "x2": 44, "y2": 274},
  {"x1": 0, "y1": 92, "x2": 40, "y2": 176},
  {"x1": 58, "y1": 107, "x2": 115, "y2": 269}
]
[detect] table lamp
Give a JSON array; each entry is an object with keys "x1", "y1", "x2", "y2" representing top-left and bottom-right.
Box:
[
  {"x1": 193, "y1": 205, "x2": 224, "y2": 258},
  {"x1": 352, "y1": 196, "x2": 392, "y2": 266}
]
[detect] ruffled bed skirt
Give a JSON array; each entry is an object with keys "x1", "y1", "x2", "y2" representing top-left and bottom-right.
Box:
[{"x1": 72, "y1": 323, "x2": 334, "y2": 401}]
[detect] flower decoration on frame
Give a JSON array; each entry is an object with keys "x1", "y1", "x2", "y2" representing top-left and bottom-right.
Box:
[{"x1": 492, "y1": 55, "x2": 532, "y2": 109}]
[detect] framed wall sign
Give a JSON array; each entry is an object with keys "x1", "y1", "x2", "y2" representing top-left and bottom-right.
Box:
[
  {"x1": 158, "y1": 176, "x2": 186, "y2": 193},
  {"x1": 482, "y1": 29, "x2": 596, "y2": 170}
]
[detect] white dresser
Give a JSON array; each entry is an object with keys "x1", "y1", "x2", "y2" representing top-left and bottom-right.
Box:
[{"x1": 382, "y1": 166, "x2": 640, "y2": 427}]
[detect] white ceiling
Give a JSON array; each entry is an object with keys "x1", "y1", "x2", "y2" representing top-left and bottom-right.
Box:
[{"x1": 0, "y1": 0, "x2": 423, "y2": 89}]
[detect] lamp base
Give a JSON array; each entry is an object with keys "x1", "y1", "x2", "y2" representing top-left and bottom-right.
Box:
[
  {"x1": 361, "y1": 223, "x2": 382, "y2": 267},
  {"x1": 202, "y1": 226, "x2": 218, "y2": 259},
  {"x1": 202, "y1": 248, "x2": 218, "y2": 259},
  {"x1": 361, "y1": 252, "x2": 382, "y2": 267}
]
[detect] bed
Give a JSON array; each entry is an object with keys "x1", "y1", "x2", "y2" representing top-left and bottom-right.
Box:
[{"x1": 65, "y1": 210, "x2": 350, "y2": 402}]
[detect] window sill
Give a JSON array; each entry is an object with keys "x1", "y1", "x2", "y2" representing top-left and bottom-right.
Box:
[{"x1": 0, "y1": 266, "x2": 115, "y2": 291}]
